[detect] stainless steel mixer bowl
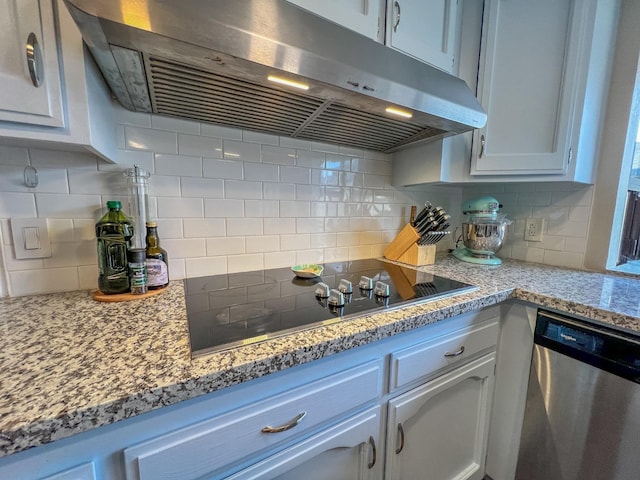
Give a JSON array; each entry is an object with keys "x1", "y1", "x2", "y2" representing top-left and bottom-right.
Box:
[{"x1": 461, "y1": 222, "x2": 508, "y2": 257}]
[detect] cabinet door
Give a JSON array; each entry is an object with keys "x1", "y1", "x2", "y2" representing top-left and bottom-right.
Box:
[
  {"x1": 471, "y1": 0, "x2": 584, "y2": 175},
  {"x1": 227, "y1": 407, "x2": 383, "y2": 480},
  {"x1": 386, "y1": 0, "x2": 459, "y2": 72},
  {"x1": 386, "y1": 354, "x2": 495, "y2": 480},
  {"x1": 0, "y1": 0, "x2": 64, "y2": 127},
  {"x1": 285, "y1": 0, "x2": 383, "y2": 42}
]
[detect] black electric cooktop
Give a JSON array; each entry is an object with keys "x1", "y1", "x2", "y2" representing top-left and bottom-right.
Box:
[{"x1": 184, "y1": 259, "x2": 475, "y2": 356}]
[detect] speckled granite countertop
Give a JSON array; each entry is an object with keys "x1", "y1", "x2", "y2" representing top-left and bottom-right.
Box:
[{"x1": 1, "y1": 256, "x2": 639, "y2": 458}]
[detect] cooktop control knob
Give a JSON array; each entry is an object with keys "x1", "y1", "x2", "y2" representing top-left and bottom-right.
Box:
[
  {"x1": 359, "y1": 276, "x2": 374, "y2": 290},
  {"x1": 338, "y1": 279, "x2": 353, "y2": 294},
  {"x1": 373, "y1": 281, "x2": 390, "y2": 298},
  {"x1": 328, "y1": 289, "x2": 345, "y2": 307},
  {"x1": 314, "y1": 282, "x2": 330, "y2": 298}
]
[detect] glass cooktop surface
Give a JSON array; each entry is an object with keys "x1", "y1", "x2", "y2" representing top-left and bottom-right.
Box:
[{"x1": 184, "y1": 258, "x2": 475, "y2": 356}]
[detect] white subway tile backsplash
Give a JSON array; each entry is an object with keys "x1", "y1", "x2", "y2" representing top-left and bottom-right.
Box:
[
  {"x1": 183, "y1": 218, "x2": 225, "y2": 238},
  {"x1": 149, "y1": 175, "x2": 181, "y2": 197},
  {"x1": 227, "y1": 254, "x2": 264, "y2": 273},
  {"x1": 161, "y1": 238, "x2": 206, "y2": 258},
  {"x1": 204, "y1": 199, "x2": 244, "y2": 218},
  {"x1": 155, "y1": 153, "x2": 202, "y2": 177},
  {"x1": 47, "y1": 219, "x2": 74, "y2": 244},
  {"x1": 246, "y1": 235, "x2": 280, "y2": 253},
  {"x1": 9, "y1": 268, "x2": 79, "y2": 296},
  {"x1": 296, "y1": 218, "x2": 324, "y2": 234},
  {"x1": 281, "y1": 166, "x2": 311, "y2": 185},
  {"x1": 262, "y1": 145, "x2": 296, "y2": 165},
  {"x1": 206, "y1": 237, "x2": 245, "y2": 256},
  {"x1": 223, "y1": 140, "x2": 260, "y2": 162},
  {"x1": 44, "y1": 241, "x2": 96, "y2": 268},
  {"x1": 280, "y1": 201, "x2": 310, "y2": 218},
  {"x1": 226, "y1": 218, "x2": 263, "y2": 236},
  {"x1": 264, "y1": 251, "x2": 296, "y2": 269},
  {"x1": 200, "y1": 123, "x2": 242, "y2": 140},
  {"x1": 245, "y1": 200, "x2": 279, "y2": 218},
  {"x1": 311, "y1": 169, "x2": 339, "y2": 186},
  {"x1": 203, "y1": 158, "x2": 243, "y2": 180},
  {"x1": 244, "y1": 163, "x2": 279, "y2": 182},
  {"x1": 543, "y1": 250, "x2": 584, "y2": 269},
  {"x1": 180, "y1": 177, "x2": 224, "y2": 198},
  {"x1": 151, "y1": 115, "x2": 200, "y2": 135},
  {"x1": 36, "y1": 194, "x2": 100, "y2": 219},
  {"x1": 264, "y1": 218, "x2": 296, "y2": 235},
  {"x1": 178, "y1": 134, "x2": 223, "y2": 158},
  {"x1": 263, "y1": 182, "x2": 295, "y2": 200},
  {"x1": 68, "y1": 169, "x2": 122, "y2": 195},
  {"x1": 125, "y1": 126, "x2": 178, "y2": 153},
  {"x1": 29, "y1": 149, "x2": 98, "y2": 169},
  {"x1": 296, "y1": 150, "x2": 325, "y2": 168},
  {"x1": 185, "y1": 256, "x2": 227, "y2": 278},
  {"x1": 0, "y1": 166, "x2": 68, "y2": 194},
  {"x1": 280, "y1": 234, "x2": 310, "y2": 251},
  {"x1": 157, "y1": 197, "x2": 204, "y2": 218},
  {"x1": 5, "y1": 109, "x2": 598, "y2": 297},
  {"x1": 325, "y1": 154, "x2": 352, "y2": 171},
  {"x1": 225, "y1": 180, "x2": 263, "y2": 200},
  {"x1": 3, "y1": 245, "x2": 44, "y2": 271},
  {"x1": 0, "y1": 145, "x2": 29, "y2": 165},
  {"x1": 114, "y1": 106, "x2": 151, "y2": 127},
  {"x1": 109, "y1": 149, "x2": 155, "y2": 172}
]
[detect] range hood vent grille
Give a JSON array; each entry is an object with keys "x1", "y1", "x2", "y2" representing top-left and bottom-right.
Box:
[{"x1": 146, "y1": 56, "x2": 444, "y2": 152}]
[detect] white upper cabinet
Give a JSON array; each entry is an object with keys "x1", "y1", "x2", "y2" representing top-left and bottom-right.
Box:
[
  {"x1": 386, "y1": 0, "x2": 460, "y2": 73},
  {"x1": 470, "y1": 0, "x2": 619, "y2": 181},
  {"x1": 0, "y1": 0, "x2": 64, "y2": 127},
  {"x1": 285, "y1": 0, "x2": 384, "y2": 42},
  {"x1": 0, "y1": 0, "x2": 116, "y2": 161}
]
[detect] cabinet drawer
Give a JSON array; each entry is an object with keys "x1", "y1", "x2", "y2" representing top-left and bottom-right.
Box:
[
  {"x1": 124, "y1": 361, "x2": 382, "y2": 480},
  {"x1": 390, "y1": 318, "x2": 499, "y2": 391}
]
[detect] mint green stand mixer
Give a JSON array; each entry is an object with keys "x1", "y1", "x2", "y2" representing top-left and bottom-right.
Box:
[{"x1": 452, "y1": 196, "x2": 512, "y2": 265}]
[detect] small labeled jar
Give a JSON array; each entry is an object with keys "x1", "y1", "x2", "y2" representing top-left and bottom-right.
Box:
[{"x1": 128, "y1": 248, "x2": 148, "y2": 295}]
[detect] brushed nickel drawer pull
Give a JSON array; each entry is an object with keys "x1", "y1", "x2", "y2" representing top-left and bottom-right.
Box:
[
  {"x1": 367, "y1": 435, "x2": 377, "y2": 469},
  {"x1": 261, "y1": 412, "x2": 307, "y2": 433},
  {"x1": 444, "y1": 346, "x2": 465, "y2": 357},
  {"x1": 395, "y1": 423, "x2": 405, "y2": 454}
]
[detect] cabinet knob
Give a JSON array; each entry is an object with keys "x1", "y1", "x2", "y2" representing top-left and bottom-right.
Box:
[
  {"x1": 26, "y1": 32, "x2": 44, "y2": 87},
  {"x1": 393, "y1": 1, "x2": 401, "y2": 32}
]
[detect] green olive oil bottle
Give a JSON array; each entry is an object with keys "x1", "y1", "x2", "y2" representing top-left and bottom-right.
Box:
[{"x1": 96, "y1": 200, "x2": 134, "y2": 294}]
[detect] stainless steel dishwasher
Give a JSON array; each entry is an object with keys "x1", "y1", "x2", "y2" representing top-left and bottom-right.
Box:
[{"x1": 515, "y1": 309, "x2": 640, "y2": 480}]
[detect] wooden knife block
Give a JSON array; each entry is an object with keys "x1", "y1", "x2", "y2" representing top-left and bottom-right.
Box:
[{"x1": 383, "y1": 223, "x2": 436, "y2": 266}]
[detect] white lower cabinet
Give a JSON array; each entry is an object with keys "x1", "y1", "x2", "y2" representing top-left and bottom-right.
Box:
[
  {"x1": 385, "y1": 354, "x2": 496, "y2": 480},
  {"x1": 227, "y1": 407, "x2": 383, "y2": 480}
]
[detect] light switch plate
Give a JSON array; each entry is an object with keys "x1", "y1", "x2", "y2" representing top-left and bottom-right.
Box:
[{"x1": 10, "y1": 218, "x2": 52, "y2": 259}]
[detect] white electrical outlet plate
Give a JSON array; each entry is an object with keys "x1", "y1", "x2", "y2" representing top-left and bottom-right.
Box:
[
  {"x1": 11, "y1": 218, "x2": 52, "y2": 259},
  {"x1": 524, "y1": 217, "x2": 544, "y2": 242}
]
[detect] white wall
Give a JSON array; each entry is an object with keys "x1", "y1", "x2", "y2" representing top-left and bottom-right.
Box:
[
  {"x1": 0, "y1": 108, "x2": 463, "y2": 297},
  {"x1": 462, "y1": 182, "x2": 594, "y2": 269}
]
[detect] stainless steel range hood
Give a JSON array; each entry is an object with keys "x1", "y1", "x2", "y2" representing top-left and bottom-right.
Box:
[{"x1": 63, "y1": 0, "x2": 486, "y2": 153}]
